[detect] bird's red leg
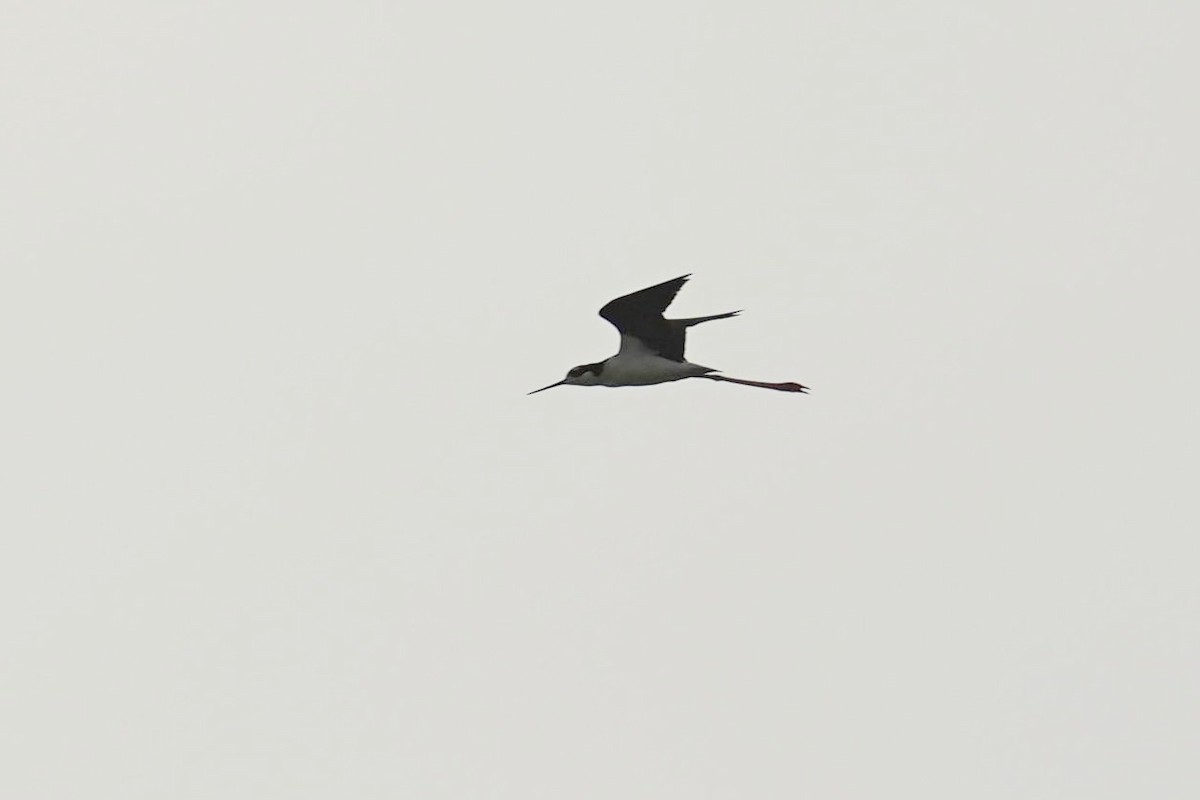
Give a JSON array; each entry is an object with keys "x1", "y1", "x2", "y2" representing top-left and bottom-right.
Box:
[{"x1": 703, "y1": 375, "x2": 809, "y2": 393}]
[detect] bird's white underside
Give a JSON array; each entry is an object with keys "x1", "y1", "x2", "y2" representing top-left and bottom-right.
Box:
[{"x1": 600, "y1": 350, "x2": 714, "y2": 386}]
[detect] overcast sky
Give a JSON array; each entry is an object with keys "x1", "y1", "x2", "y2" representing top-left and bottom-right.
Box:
[{"x1": 3, "y1": 2, "x2": 1198, "y2": 798}]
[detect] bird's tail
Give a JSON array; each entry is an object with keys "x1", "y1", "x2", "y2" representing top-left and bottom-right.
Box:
[{"x1": 671, "y1": 310, "x2": 741, "y2": 328}]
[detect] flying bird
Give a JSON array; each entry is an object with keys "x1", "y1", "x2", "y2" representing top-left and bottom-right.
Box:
[{"x1": 529, "y1": 275, "x2": 809, "y2": 395}]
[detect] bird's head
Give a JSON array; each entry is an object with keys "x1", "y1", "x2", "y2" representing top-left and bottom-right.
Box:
[{"x1": 528, "y1": 362, "x2": 606, "y2": 394}]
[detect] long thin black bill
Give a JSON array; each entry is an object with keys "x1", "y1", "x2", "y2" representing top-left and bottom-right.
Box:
[{"x1": 528, "y1": 380, "x2": 566, "y2": 395}]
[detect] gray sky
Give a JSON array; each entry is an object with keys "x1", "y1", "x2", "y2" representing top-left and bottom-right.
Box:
[{"x1": 3, "y1": 2, "x2": 1198, "y2": 798}]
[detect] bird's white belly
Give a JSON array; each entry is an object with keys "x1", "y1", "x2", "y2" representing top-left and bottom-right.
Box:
[{"x1": 601, "y1": 355, "x2": 712, "y2": 386}]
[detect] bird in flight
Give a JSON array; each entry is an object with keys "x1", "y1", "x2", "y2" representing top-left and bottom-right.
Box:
[{"x1": 529, "y1": 275, "x2": 809, "y2": 395}]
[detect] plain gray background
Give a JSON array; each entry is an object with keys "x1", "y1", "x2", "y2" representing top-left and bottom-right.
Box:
[{"x1": 3, "y1": 2, "x2": 1197, "y2": 797}]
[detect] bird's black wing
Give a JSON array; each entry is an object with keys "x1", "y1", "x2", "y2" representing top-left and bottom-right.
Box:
[{"x1": 598, "y1": 275, "x2": 690, "y2": 361}]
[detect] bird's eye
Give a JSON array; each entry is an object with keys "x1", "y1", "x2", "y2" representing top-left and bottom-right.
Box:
[{"x1": 568, "y1": 367, "x2": 584, "y2": 378}]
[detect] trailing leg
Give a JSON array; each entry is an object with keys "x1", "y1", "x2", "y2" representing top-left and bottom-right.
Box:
[{"x1": 701, "y1": 374, "x2": 809, "y2": 393}]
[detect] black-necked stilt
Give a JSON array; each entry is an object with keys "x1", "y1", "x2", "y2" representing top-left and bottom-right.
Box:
[{"x1": 529, "y1": 275, "x2": 809, "y2": 395}]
